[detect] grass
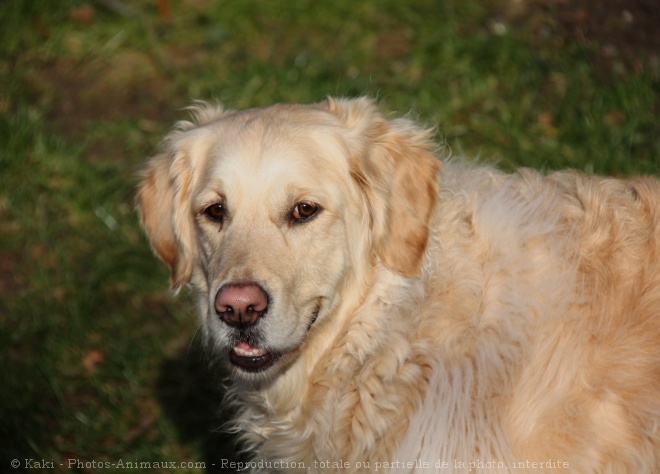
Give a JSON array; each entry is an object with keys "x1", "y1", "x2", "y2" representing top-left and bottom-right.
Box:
[{"x1": 1, "y1": 0, "x2": 658, "y2": 472}]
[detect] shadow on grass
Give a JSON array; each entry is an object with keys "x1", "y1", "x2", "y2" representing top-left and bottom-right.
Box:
[{"x1": 156, "y1": 342, "x2": 245, "y2": 473}]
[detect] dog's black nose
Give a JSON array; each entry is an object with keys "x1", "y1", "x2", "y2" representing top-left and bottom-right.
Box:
[{"x1": 215, "y1": 282, "x2": 268, "y2": 327}]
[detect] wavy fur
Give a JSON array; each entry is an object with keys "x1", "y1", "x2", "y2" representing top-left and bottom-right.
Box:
[{"x1": 137, "y1": 98, "x2": 660, "y2": 473}]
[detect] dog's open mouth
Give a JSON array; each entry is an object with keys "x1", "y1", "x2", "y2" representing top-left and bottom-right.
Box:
[
  {"x1": 228, "y1": 310, "x2": 319, "y2": 373},
  {"x1": 229, "y1": 341, "x2": 280, "y2": 372}
]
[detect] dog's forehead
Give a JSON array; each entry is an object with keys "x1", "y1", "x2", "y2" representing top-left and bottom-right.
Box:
[{"x1": 200, "y1": 110, "x2": 350, "y2": 194}]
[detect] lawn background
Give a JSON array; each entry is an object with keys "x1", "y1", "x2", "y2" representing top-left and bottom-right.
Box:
[{"x1": 1, "y1": 1, "x2": 658, "y2": 472}]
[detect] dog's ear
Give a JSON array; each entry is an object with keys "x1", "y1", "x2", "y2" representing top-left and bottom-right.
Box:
[
  {"x1": 136, "y1": 146, "x2": 196, "y2": 290},
  {"x1": 136, "y1": 102, "x2": 229, "y2": 290},
  {"x1": 324, "y1": 97, "x2": 440, "y2": 277}
]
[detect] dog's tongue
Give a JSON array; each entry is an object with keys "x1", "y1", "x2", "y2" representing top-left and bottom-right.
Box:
[{"x1": 233, "y1": 341, "x2": 267, "y2": 357}]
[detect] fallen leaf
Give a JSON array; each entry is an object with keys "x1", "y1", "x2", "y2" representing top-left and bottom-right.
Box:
[
  {"x1": 67, "y1": 5, "x2": 96, "y2": 25},
  {"x1": 82, "y1": 349, "x2": 106, "y2": 374}
]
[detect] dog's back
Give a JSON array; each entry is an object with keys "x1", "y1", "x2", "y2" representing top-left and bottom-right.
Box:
[{"x1": 398, "y1": 164, "x2": 660, "y2": 472}]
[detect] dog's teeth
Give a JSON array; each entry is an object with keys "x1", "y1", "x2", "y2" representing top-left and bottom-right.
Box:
[{"x1": 233, "y1": 344, "x2": 267, "y2": 357}]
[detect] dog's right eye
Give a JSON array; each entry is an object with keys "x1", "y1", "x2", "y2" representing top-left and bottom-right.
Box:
[
  {"x1": 292, "y1": 201, "x2": 320, "y2": 223},
  {"x1": 203, "y1": 203, "x2": 225, "y2": 222}
]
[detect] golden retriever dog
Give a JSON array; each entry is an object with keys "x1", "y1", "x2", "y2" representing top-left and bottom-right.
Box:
[{"x1": 137, "y1": 97, "x2": 660, "y2": 473}]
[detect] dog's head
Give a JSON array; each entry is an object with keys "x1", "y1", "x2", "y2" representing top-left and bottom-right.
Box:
[{"x1": 137, "y1": 97, "x2": 439, "y2": 379}]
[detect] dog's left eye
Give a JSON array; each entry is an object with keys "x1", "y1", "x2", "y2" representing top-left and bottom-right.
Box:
[
  {"x1": 203, "y1": 203, "x2": 225, "y2": 223},
  {"x1": 292, "y1": 202, "x2": 320, "y2": 222}
]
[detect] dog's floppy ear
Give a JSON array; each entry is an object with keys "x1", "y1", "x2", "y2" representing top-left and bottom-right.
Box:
[
  {"x1": 136, "y1": 146, "x2": 196, "y2": 290},
  {"x1": 324, "y1": 97, "x2": 440, "y2": 277},
  {"x1": 136, "y1": 103, "x2": 228, "y2": 289}
]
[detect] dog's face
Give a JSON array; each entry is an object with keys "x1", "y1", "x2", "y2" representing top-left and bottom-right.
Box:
[
  {"x1": 189, "y1": 107, "x2": 364, "y2": 374},
  {"x1": 137, "y1": 98, "x2": 439, "y2": 379}
]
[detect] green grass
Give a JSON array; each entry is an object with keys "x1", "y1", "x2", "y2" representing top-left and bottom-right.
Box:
[{"x1": 1, "y1": 0, "x2": 658, "y2": 472}]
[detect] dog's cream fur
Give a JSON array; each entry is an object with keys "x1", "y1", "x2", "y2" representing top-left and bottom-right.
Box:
[{"x1": 137, "y1": 97, "x2": 660, "y2": 473}]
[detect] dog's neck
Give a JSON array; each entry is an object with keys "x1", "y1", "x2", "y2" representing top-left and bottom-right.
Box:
[{"x1": 234, "y1": 263, "x2": 428, "y2": 464}]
